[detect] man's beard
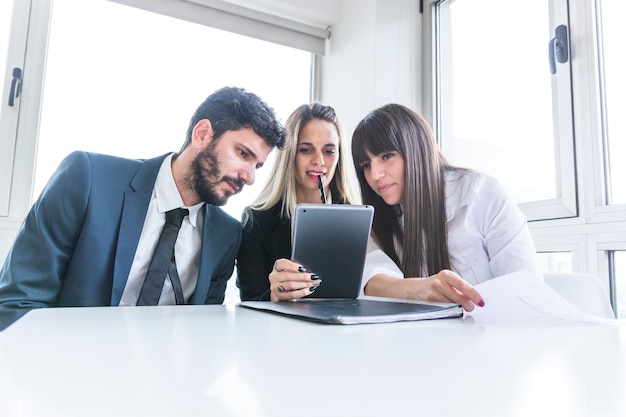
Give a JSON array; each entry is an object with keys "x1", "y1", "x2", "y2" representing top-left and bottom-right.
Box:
[{"x1": 189, "y1": 145, "x2": 244, "y2": 206}]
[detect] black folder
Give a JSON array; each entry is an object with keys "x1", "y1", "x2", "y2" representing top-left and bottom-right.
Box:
[{"x1": 239, "y1": 297, "x2": 463, "y2": 325}]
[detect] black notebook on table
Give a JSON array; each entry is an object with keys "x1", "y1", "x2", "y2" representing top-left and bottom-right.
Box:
[
  {"x1": 239, "y1": 204, "x2": 463, "y2": 324},
  {"x1": 239, "y1": 297, "x2": 463, "y2": 324}
]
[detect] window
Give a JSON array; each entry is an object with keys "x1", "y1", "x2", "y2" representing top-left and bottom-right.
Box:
[
  {"x1": 433, "y1": 0, "x2": 576, "y2": 221},
  {"x1": 429, "y1": 0, "x2": 626, "y2": 301},
  {"x1": 599, "y1": 0, "x2": 626, "y2": 204},
  {"x1": 35, "y1": 0, "x2": 312, "y2": 221},
  {"x1": 0, "y1": 0, "x2": 24, "y2": 217},
  {"x1": 35, "y1": 0, "x2": 315, "y2": 306},
  {"x1": 611, "y1": 251, "x2": 626, "y2": 318},
  {"x1": 1, "y1": 0, "x2": 319, "y2": 303},
  {"x1": 537, "y1": 252, "x2": 573, "y2": 273},
  {"x1": 0, "y1": 2, "x2": 12, "y2": 81}
]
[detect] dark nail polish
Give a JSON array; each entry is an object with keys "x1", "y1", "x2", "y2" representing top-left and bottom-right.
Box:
[
  {"x1": 309, "y1": 288, "x2": 316, "y2": 294},
  {"x1": 478, "y1": 300, "x2": 485, "y2": 307},
  {"x1": 298, "y1": 266, "x2": 307, "y2": 272},
  {"x1": 311, "y1": 274, "x2": 320, "y2": 280}
]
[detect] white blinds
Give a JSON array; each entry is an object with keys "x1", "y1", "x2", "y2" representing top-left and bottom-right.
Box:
[{"x1": 182, "y1": 0, "x2": 330, "y2": 54}]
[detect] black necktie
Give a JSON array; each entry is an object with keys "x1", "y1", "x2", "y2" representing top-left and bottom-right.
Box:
[{"x1": 137, "y1": 208, "x2": 189, "y2": 306}]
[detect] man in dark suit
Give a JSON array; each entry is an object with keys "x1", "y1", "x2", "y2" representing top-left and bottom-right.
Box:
[{"x1": 0, "y1": 86, "x2": 285, "y2": 330}]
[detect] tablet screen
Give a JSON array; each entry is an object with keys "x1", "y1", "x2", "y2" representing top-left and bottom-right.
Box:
[{"x1": 291, "y1": 204, "x2": 374, "y2": 299}]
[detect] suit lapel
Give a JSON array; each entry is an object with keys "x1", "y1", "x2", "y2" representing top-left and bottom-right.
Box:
[{"x1": 110, "y1": 154, "x2": 170, "y2": 305}]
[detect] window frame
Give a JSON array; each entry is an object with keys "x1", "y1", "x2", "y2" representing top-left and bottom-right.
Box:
[
  {"x1": 0, "y1": 0, "x2": 51, "y2": 221},
  {"x1": 423, "y1": 0, "x2": 626, "y2": 306},
  {"x1": 429, "y1": 0, "x2": 578, "y2": 222}
]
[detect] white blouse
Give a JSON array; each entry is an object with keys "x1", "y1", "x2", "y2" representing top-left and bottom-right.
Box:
[{"x1": 361, "y1": 170, "x2": 541, "y2": 290}]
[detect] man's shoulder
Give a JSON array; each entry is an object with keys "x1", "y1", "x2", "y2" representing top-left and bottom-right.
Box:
[{"x1": 61, "y1": 151, "x2": 170, "y2": 171}]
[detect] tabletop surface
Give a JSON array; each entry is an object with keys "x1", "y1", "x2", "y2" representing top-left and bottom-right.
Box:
[{"x1": 1, "y1": 304, "x2": 625, "y2": 417}]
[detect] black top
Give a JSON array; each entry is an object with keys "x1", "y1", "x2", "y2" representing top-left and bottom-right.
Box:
[
  {"x1": 236, "y1": 200, "x2": 347, "y2": 301},
  {"x1": 237, "y1": 203, "x2": 291, "y2": 301}
]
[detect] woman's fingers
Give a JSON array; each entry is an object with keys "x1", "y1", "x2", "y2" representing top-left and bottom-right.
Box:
[
  {"x1": 271, "y1": 259, "x2": 313, "y2": 279},
  {"x1": 274, "y1": 277, "x2": 321, "y2": 293},
  {"x1": 270, "y1": 281, "x2": 320, "y2": 301},
  {"x1": 429, "y1": 270, "x2": 485, "y2": 311},
  {"x1": 271, "y1": 285, "x2": 319, "y2": 301},
  {"x1": 269, "y1": 258, "x2": 321, "y2": 301}
]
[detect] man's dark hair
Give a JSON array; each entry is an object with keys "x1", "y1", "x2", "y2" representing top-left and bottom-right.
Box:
[{"x1": 180, "y1": 86, "x2": 286, "y2": 152}]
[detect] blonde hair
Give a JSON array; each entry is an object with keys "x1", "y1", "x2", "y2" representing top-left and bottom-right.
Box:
[{"x1": 245, "y1": 103, "x2": 357, "y2": 223}]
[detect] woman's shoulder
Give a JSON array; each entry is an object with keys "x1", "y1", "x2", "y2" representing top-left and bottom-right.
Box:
[
  {"x1": 463, "y1": 170, "x2": 508, "y2": 198},
  {"x1": 242, "y1": 203, "x2": 286, "y2": 234},
  {"x1": 444, "y1": 169, "x2": 510, "y2": 218},
  {"x1": 445, "y1": 168, "x2": 503, "y2": 193}
]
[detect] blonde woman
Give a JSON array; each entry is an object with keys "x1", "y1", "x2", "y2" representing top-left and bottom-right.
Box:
[{"x1": 237, "y1": 103, "x2": 357, "y2": 301}]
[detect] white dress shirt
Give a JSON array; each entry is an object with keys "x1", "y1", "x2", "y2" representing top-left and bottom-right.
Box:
[
  {"x1": 361, "y1": 169, "x2": 540, "y2": 291},
  {"x1": 119, "y1": 154, "x2": 204, "y2": 306}
]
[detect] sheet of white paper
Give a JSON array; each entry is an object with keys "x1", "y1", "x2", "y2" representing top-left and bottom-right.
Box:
[{"x1": 466, "y1": 270, "x2": 619, "y2": 325}]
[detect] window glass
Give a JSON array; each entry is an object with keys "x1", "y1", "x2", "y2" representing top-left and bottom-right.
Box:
[
  {"x1": 613, "y1": 251, "x2": 626, "y2": 318},
  {"x1": 35, "y1": 0, "x2": 311, "y2": 221},
  {"x1": 537, "y1": 252, "x2": 573, "y2": 274},
  {"x1": 435, "y1": 0, "x2": 573, "y2": 211},
  {"x1": 0, "y1": 1, "x2": 13, "y2": 99},
  {"x1": 0, "y1": 0, "x2": 16, "y2": 216},
  {"x1": 600, "y1": 0, "x2": 626, "y2": 204}
]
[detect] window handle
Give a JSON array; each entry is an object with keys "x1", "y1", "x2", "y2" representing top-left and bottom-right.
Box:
[
  {"x1": 8, "y1": 67, "x2": 22, "y2": 107},
  {"x1": 549, "y1": 25, "x2": 569, "y2": 75}
]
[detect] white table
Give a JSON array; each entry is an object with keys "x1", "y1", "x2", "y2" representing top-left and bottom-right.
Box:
[{"x1": 0, "y1": 305, "x2": 625, "y2": 417}]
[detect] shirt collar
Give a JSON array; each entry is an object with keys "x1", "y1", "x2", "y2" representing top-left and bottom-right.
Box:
[{"x1": 154, "y1": 154, "x2": 204, "y2": 227}]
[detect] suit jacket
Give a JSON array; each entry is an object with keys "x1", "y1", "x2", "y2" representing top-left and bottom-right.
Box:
[{"x1": 0, "y1": 151, "x2": 241, "y2": 330}]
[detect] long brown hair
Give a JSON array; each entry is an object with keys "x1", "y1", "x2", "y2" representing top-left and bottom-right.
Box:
[{"x1": 352, "y1": 104, "x2": 461, "y2": 277}]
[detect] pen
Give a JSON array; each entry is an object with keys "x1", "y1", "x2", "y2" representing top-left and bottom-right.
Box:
[{"x1": 317, "y1": 174, "x2": 327, "y2": 204}]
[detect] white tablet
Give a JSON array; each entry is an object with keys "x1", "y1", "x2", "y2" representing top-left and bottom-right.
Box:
[{"x1": 291, "y1": 204, "x2": 374, "y2": 299}]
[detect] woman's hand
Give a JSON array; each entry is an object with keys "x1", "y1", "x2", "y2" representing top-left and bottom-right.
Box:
[
  {"x1": 364, "y1": 269, "x2": 484, "y2": 312},
  {"x1": 409, "y1": 270, "x2": 484, "y2": 312},
  {"x1": 269, "y1": 258, "x2": 322, "y2": 302}
]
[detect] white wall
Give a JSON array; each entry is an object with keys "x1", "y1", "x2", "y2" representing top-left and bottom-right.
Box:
[
  {"x1": 320, "y1": 0, "x2": 422, "y2": 137},
  {"x1": 227, "y1": 0, "x2": 424, "y2": 136}
]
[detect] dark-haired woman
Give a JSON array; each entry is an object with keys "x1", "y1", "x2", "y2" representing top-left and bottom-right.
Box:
[{"x1": 351, "y1": 103, "x2": 540, "y2": 312}]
